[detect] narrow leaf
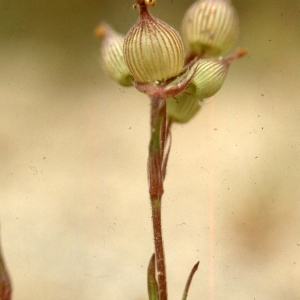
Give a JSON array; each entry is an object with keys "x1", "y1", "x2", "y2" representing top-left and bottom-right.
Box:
[
  {"x1": 181, "y1": 261, "x2": 200, "y2": 300},
  {"x1": 147, "y1": 253, "x2": 159, "y2": 300}
]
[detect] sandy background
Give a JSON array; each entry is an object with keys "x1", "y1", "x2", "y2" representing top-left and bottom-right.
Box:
[{"x1": 1, "y1": 0, "x2": 300, "y2": 299}]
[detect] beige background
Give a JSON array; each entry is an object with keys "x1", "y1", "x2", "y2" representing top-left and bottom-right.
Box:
[{"x1": 1, "y1": 0, "x2": 300, "y2": 299}]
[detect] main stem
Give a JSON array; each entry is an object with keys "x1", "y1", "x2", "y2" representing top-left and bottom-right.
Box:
[
  {"x1": 148, "y1": 96, "x2": 168, "y2": 300},
  {"x1": 151, "y1": 197, "x2": 166, "y2": 300}
]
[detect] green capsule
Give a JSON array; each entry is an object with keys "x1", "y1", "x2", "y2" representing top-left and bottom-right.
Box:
[
  {"x1": 166, "y1": 84, "x2": 202, "y2": 123},
  {"x1": 181, "y1": 0, "x2": 239, "y2": 57},
  {"x1": 123, "y1": 2, "x2": 184, "y2": 83},
  {"x1": 96, "y1": 23, "x2": 133, "y2": 86},
  {"x1": 191, "y1": 57, "x2": 228, "y2": 99}
]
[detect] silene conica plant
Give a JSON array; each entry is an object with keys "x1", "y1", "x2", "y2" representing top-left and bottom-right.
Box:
[{"x1": 96, "y1": 0, "x2": 246, "y2": 299}]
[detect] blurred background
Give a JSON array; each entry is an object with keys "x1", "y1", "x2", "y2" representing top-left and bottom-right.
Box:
[{"x1": 0, "y1": 0, "x2": 300, "y2": 299}]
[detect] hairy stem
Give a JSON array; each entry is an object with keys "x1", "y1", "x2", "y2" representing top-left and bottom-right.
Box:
[
  {"x1": 151, "y1": 197, "x2": 166, "y2": 300},
  {"x1": 148, "y1": 95, "x2": 168, "y2": 300}
]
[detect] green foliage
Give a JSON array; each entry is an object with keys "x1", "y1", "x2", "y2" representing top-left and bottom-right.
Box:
[
  {"x1": 147, "y1": 254, "x2": 159, "y2": 300},
  {"x1": 181, "y1": 261, "x2": 200, "y2": 300}
]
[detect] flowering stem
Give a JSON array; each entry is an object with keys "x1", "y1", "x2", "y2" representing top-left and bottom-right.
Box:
[{"x1": 148, "y1": 95, "x2": 168, "y2": 300}]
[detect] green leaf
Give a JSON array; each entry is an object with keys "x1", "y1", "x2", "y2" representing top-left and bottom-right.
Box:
[
  {"x1": 181, "y1": 261, "x2": 199, "y2": 300},
  {"x1": 147, "y1": 254, "x2": 159, "y2": 300}
]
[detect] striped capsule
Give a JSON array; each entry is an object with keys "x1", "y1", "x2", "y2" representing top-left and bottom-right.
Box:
[
  {"x1": 166, "y1": 57, "x2": 228, "y2": 123},
  {"x1": 191, "y1": 57, "x2": 229, "y2": 99},
  {"x1": 96, "y1": 23, "x2": 133, "y2": 86},
  {"x1": 181, "y1": 0, "x2": 239, "y2": 57},
  {"x1": 166, "y1": 84, "x2": 202, "y2": 123},
  {"x1": 123, "y1": 3, "x2": 185, "y2": 83}
]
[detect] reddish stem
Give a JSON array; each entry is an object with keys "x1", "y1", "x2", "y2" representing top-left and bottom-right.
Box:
[
  {"x1": 151, "y1": 197, "x2": 167, "y2": 300},
  {"x1": 0, "y1": 248, "x2": 12, "y2": 300},
  {"x1": 148, "y1": 95, "x2": 168, "y2": 300}
]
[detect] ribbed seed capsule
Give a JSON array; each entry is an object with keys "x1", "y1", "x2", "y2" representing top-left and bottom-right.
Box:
[
  {"x1": 166, "y1": 85, "x2": 202, "y2": 123},
  {"x1": 181, "y1": 0, "x2": 239, "y2": 56},
  {"x1": 96, "y1": 24, "x2": 133, "y2": 86},
  {"x1": 191, "y1": 58, "x2": 228, "y2": 99},
  {"x1": 166, "y1": 57, "x2": 227, "y2": 123},
  {"x1": 123, "y1": 3, "x2": 185, "y2": 83}
]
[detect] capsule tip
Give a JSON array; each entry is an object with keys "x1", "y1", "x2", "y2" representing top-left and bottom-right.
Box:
[{"x1": 94, "y1": 23, "x2": 108, "y2": 40}]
